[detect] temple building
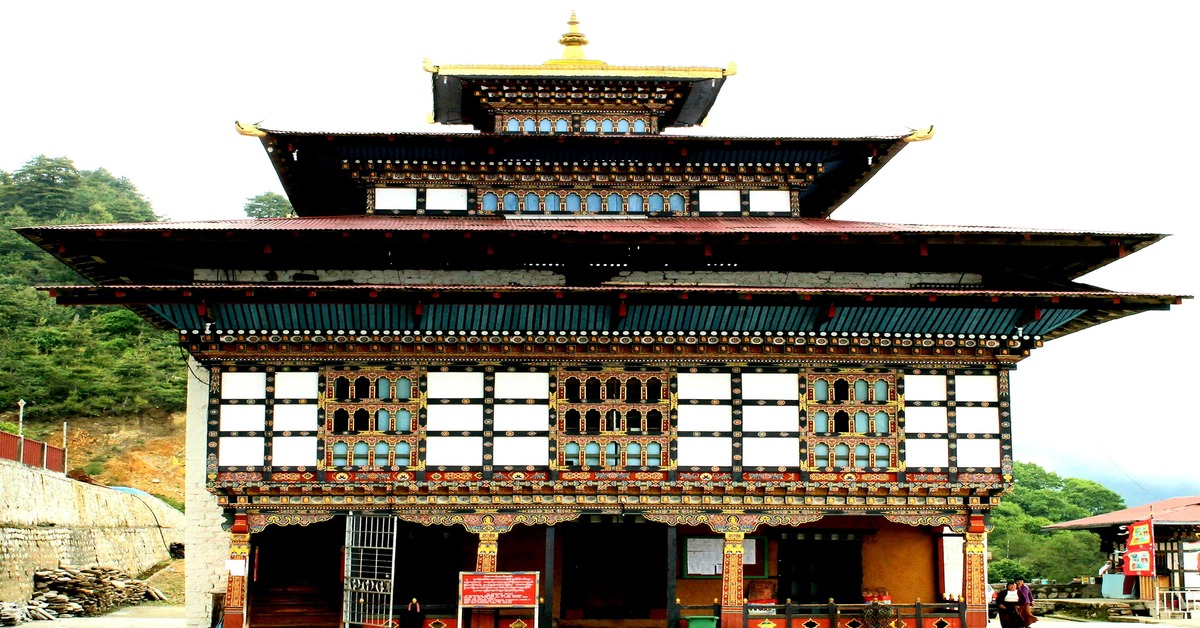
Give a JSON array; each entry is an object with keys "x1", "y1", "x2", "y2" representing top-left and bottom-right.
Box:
[{"x1": 17, "y1": 14, "x2": 1183, "y2": 628}]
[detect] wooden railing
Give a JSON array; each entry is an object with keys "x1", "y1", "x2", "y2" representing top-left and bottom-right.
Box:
[
  {"x1": 0, "y1": 430, "x2": 66, "y2": 473},
  {"x1": 674, "y1": 600, "x2": 968, "y2": 628},
  {"x1": 1157, "y1": 588, "x2": 1200, "y2": 619}
]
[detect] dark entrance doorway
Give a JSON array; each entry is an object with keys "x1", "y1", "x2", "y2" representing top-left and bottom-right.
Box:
[
  {"x1": 391, "y1": 522, "x2": 477, "y2": 607},
  {"x1": 777, "y1": 531, "x2": 864, "y2": 604},
  {"x1": 560, "y1": 516, "x2": 668, "y2": 620},
  {"x1": 249, "y1": 517, "x2": 344, "y2": 627}
]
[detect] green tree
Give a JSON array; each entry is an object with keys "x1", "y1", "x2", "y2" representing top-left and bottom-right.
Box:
[
  {"x1": 1062, "y1": 478, "x2": 1125, "y2": 516},
  {"x1": 243, "y1": 192, "x2": 294, "y2": 218},
  {"x1": 0, "y1": 155, "x2": 82, "y2": 221}
]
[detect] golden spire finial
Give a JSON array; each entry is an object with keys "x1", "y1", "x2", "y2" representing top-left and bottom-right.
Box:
[{"x1": 558, "y1": 11, "x2": 588, "y2": 60}]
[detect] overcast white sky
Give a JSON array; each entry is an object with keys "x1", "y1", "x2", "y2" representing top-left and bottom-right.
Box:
[{"x1": 3, "y1": 1, "x2": 1196, "y2": 506}]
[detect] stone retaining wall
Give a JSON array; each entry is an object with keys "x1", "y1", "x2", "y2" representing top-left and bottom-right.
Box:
[{"x1": 0, "y1": 458, "x2": 184, "y2": 603}]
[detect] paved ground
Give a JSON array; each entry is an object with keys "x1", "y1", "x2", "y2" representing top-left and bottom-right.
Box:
[{"x1": 34, "y1": 604, "x2": 185, "y2": 627}]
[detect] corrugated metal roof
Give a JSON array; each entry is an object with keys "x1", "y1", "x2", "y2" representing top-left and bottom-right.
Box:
[
  {"x1": 259, "y1": 129, "x2": 910, "y2": 142},
  {"x1": 1045, "y1": 496, "x2": 1200, "y2": 530},
  {"x1": 24, "y1": 215, "x2": 1165, "y2": 238}
]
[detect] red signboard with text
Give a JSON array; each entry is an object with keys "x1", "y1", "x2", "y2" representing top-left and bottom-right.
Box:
[
  {"x1": 459, "y1": 572, "x2": 539, "y2": 608},
  {"x1": 1122, "y1": 519, "x2": 1155, "y2": 577}
]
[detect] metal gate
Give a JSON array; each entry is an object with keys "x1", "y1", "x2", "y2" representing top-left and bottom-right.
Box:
[{"x1": 343, "y1": 513, "x2": 399, "y2": 628}]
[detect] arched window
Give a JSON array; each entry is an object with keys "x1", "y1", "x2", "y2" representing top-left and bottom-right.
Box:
[
  {"x1": 395, "y1": 378, "x2": 412, "y2": 399},
  {"x1": 565, "y1": 409, "x2": 582, "y2": 433},
  {"x1": 854, "y1": 443, "x2": 869, "y2": 468},
  {"x1": 668, "y1": 193, "x2": 686, "y2": 212},
  {"x1": 332, "y1": 442, "x2": 349, "y2": 466},
  {"x1": 647, "y1": 442, "x2": 663, "y2": 467},
  {"x1": 606, "y1": 193, "x2": 622, "y2": 213},
  {"x1": 375, "y1": 442, "x2": 390, "y2": 466},
  {"x1": 555, "y1": 119, "x2": 569, "y2": 133},
  {"x1": 873, "y1": 411, "x2": 889, "y2": 434},
  {"x1": 633, "y1": 119, "x2": 647, "y2": 133},
  {"x1": 833, "y1": 410, "x2": 850, "y2": 432},
  {"x1": 524, "y1": 193, "x2": 540, "y2": 213},
  {"x1": 604, "y1": 409, "x2": 620, "y2": 432},
  {"x1": 855, "y1": 380, "x2": 869, "y2": 401},
  {"x1": 564, "y1": 378, "x2": 582, "y2": 401},
  {"x1": 584, "y1": 442, "x2": 601, "y2": 466},
  {"x1": 605, "y1": 378, "x2": 622, "y2": 399},
  {"x1": 353, "y1": 408, "x2": 370, "y2": 432},
  {"x1": 523, "y1": 119, "x2": 535, "y2": 133},
  {"x1": 503, "y1": 192, "x2": 519, "y2": 212},
  {"x1": 833, "y1": 379, "x2": 850, "y2": 401},
  {"x1": 377, "y1": 378, "x2": 391, "y2": 399},
  {"x1": 813, "y1": 379, "x2": 829, "y2": 402},
  {"x1": 875, "y1": 444, "x2": 890, "y2": 467},
  {"x1": 564, "y1": 442, "x2": 581, "y2": 465},
  {"x1": 813, "y1": 410, "x2": 829, "y2": 433},
  {"x1": 506, "y1": 119, "x2": 520, "y2": 132},
  {"x1": 396, "y1": 442, "x2": 412, "y2": 466},
  {"x1": 353, "y1": 441, "x2": 370, "y2": 466},
  {"x1": 605, "y1": 442, "x2": 618, "y2": 465},
  {"x1": 626, "y1": 378, "x2": 643, "y2": 402},
  {"x1": 873, "y1": 379, "x2": 889, "y2": 402},
  {"x1": 584, "y1": 409, "x2": 601, "y2": 433},
  {"x1": 586, "y1": 193, "x2": 602, "y2": 212},
  {"x1": 375, "y1": 409, "x2": 390, "y2": 432},
  {"x1": 647, "y1": 409, "x2": 663, "y2": 434},
  {"x1": 854, "y1": 411, "x2": 869, "y2": 433},
  {"x1": 394, "y1": 409, "x2": 412, "y2": 433},
  {"x1": 566, "y1": 193, "x2": 582, "y2": 212},
  {"x1": 539, "y1": 119, "x2": 552, "y2": 133},
  {"x1": 617, "y1": 119, "x2": 630, "y2": 133},
  {"x1": 627, "y1": 442, "x2": 642, "y2": 466},
  {"x1": 627, "y1": 194, "x2": 644, "y2": 213},
  {"x1": 333, "y1": 409, "x2": 351, "y2": 434},
  {"x1": 834, "y1": 443, "x2": 850, "y2": 467},
  {"x1": 626, "y1": 409, "x2": 643, "y2": 433},
  {"x1": 482, "y1": 192, "x2": 498, "y2": 212},
  {"x1": 334, "y1": 377, "x2": 351, "y2": 399},
  {"x1": 354, "y1": 377, "x2": 371, "y2": 399},
  {"x1": 601, "y1": 119, "x2": 614, "y2": 133},
  {"x1": 585, "y1": 119, "x2": 598, "y2": 133},
  {"x1": 584, "y1": 378, "x2": 601, "y2": 401},
  {"x1": 813, "y1": 443, "x2": 829, "y2": 467},
  {"x1": 645, "y1": 379, "x2": 662, "y2": 403},
  {"x1": 545, "y1": 193, "x2": 561, "y2": 212},
  {"x1": 648, "y1": 193, "x2": 665, "y2": 212}
]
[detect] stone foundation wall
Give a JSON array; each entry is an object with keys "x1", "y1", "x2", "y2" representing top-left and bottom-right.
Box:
[{"x1": 0, "y1": 459, "x2": 184, "y2": 603}]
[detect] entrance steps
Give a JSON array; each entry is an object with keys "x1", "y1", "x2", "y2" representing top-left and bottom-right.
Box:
[{"x1": 250, "y1": 584, "x2": 341, "y2": 628}]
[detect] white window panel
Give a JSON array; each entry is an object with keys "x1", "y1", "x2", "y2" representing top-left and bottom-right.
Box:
[
  {"x1": 956, "y1": 406, "x2": 1000, "y2": 434},
  {"x1": 742, "y1": 405, "x2": 800, "y2": 432},
  {"x1": 493, "y1": 405, "x2": 549, "y2": 432},
  {"x1": 741, "y1": 373, "x2": 799, "y2": 400},
  {"x1": 220, "y1": 404, "x2": 265, "y2": 431},
  {"x1": 274, "y1": 372, "x2": 319, "y2": 399},
  {"x1": 677, "y1": 372, "x2": 731, "y2": 399},
  {"x1": 494, "y1": 372, "x2": 550, "y2": 399},
  {"x1": 426, "y1": 371, "x2": 485, "y2": 398},
  {"x1": 904, "y1": 406, "x2": 948, "y2": 433},
  {"x1": 677, "y1": 405, "x2": 733, "y2": 432},
  {"x1": 493, "y1": 437, "x2": 549, "y2": 466},
  {"x1": 697, "y1": 189, "x2": 741, "y2": 212},
  {"x1": 677, "y1": 437, "x2": 732, "y2": 467},
  {"x1": 425, "y1": 437, "x2": 483, "y2": 466},
  {"x1": 956, "y1": 439, "x2": 1000, "y2": 468},
  {"x1": 222, "y1": 372, "x2": 267, "y2": 399},
  {"x1": 905, "y1": 375, "x2": 947, "y2": 401},
  {"x1": 426, "y1": 404, "x2": 484, "y2": 431},
  {"x1": 218, "y1": 437, "x2": 264, "y2": 466},
  {"x1": 743, "y1": 437, "x2": 800, "y2": 467},
  {"x1": 376, "y1": 187, "x2": 417, "y2": 210},
  {"x1": 273, "y1": 404, "x2": 319, "y2": 431},
  {"x1": 748, "y1": 190, "x2": 790, "y2": 213},
  {"x1": 426, "y1": 188, "x2": 468, "y2": 211},
  {"x1": 272, "y1": 437, "x2": 318, "y2": 466},
  {"x1": 955, "y1": 375, "x2": 998, "y2": 402},
  {"x1": 905, "y1": 438, "x2": 948, "y2": 468}
]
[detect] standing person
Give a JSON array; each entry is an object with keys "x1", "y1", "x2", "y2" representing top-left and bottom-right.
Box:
[
  {"x1": 1015, "y1": 577, "x2": 1038, "y2": 625},
  {"x1": 996, "y1": 583, "x2": 1023, "y2": 628}
]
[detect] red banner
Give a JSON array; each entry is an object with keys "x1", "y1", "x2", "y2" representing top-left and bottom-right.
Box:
[
  {"x1": 1122, "y1": 519, "x2": 1155, "y2": 576},
  {"x1": 460, "y1": 572, "x2": 539, "y2": 608}
]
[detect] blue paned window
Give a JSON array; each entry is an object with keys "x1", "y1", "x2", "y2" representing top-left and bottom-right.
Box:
[
  {"x1": 584, "y1": 442, "x2": 601, "y2": 466},
  {"x1": 375, "y1": 409, "x2": 390, "y2": 431},
  {"x1": 564, "y1": 442, "x2": 581, "y2": 465},
  {"x1": 503, "y1": 192, "x2": 519, "y2": 212},
  {"x1": 617, "y1": 119, "x2": 630, "y2": 133},
  {"x1": 525, "y1": 193, "x2": 541, "y2": 213},
  {"x1": 375, "y1": 442, "x2": 390, "y2": 465},
  {"x1": 523, "y1": 119, "x2": 535, "y2": 133},
  {"x1": 873, "y1": 411, "x2": 889, "y2": 434},
  {"x1": 813, "y1": 410, "x2": 829, "y2": 433},
  {"x1": 377, "y1": 378, "x2": 391, "y2": 399},
  {"x1": 606, "y1": 193, "x2": 622, "y2": 213},
  {"x1": 556, "y1": 119, "x2": 569, "y2": 133},
  {"x1": 585, "y1": 119, "x2": 598, "y2": 133},
  {"x1": 566, "y1": 193, "x2": 582, "y2": 212},
  {"x1": 634, "y1": 119, "x2": 647, "y2": 133},
  {"x1": 539, "y1": 119, "x2": 552, "y2": 133},
  {"x1": 647, "y1": 442, "x2": 662, "y2": 467},
  {"x1": 395, "y1": 409, "x2": 411, "y2": 433},
  {"x1": 586, "y1": 193, "x2": 602, "y2": 212},
  {"x1": 506, "y1": 119, "x2": 519, "y2": 132},
  {"x1": 627, "y1": 443, "x2": 641, "y2": 466},
  {"x1": 395, "y1": 378, "x2": 412, "y2": 399},
  {"x1": 834, "y1": 443, "x2": 850, "y2": 467},
  {"x1": 332, "y1": 442, "x2": 348, "y2": 466},
  {"x1": 874, "y1": 380, "x2": 888, "y2": 402},
  {"x1": 814, "y1": 443, "x2": 829, "y2": 467},
  {"x1": 545, "y1": 193, "x2": 561, "y2": 212},
  {"x1": 854, "y1": 444, "x2": 869, "y2": 468},
  {"x1": 396, "y1": 442, "x2": 411, "y2": 466},
  {"x1": 482, "y1": 192, "x2": 498, "y2": 212},
  {"x1": 854, "y1": 411, "x2": 869, "y2": 433},
  {"x1": 353, "y1": 441, "x2": 369, "y2": 466},
  {"x1": 648, "y1": 194, "x2": 664, "y2": 212},
  {"x1": 601, "y1": 119, "x2": 614, "y2": 133},
  {"x1": 875, "y1": 444, "x2": 890, "y2": 467},
  {"x1": 669, "y1": 193, "x2": 686, "y2": 212},
  {"x1": 627, "y1": 194, "x2": 644, "y2": 213}
]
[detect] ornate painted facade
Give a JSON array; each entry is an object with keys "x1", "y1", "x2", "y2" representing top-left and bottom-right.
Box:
[{"x1": 18, "y1": 15, "x2": 1182, "y2": 628}]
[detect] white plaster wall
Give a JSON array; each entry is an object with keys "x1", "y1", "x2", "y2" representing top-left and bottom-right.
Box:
[
  {"x1": 615, "y1": 271, "x2": 983, "y2": 288},
  {"x1": 184, "y1": 358, "x2": 229, "y2": 628},
  {"x1": 194, "y1": 268, "x2": 567, "y2": 286}
]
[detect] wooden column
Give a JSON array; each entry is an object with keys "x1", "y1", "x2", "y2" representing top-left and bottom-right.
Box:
[
  {"x1": 223, "y1": 513, "x2": 251, "y2": 628},
  {"x1": 476, "y1": 531, "x2": 500, "y2": 572},
  {"x1": 962, "y1": 514, "x2": 989, "y2": 628},
  {"x1": 721, "y1": 531, "x2": 746, "y2": 628}
]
